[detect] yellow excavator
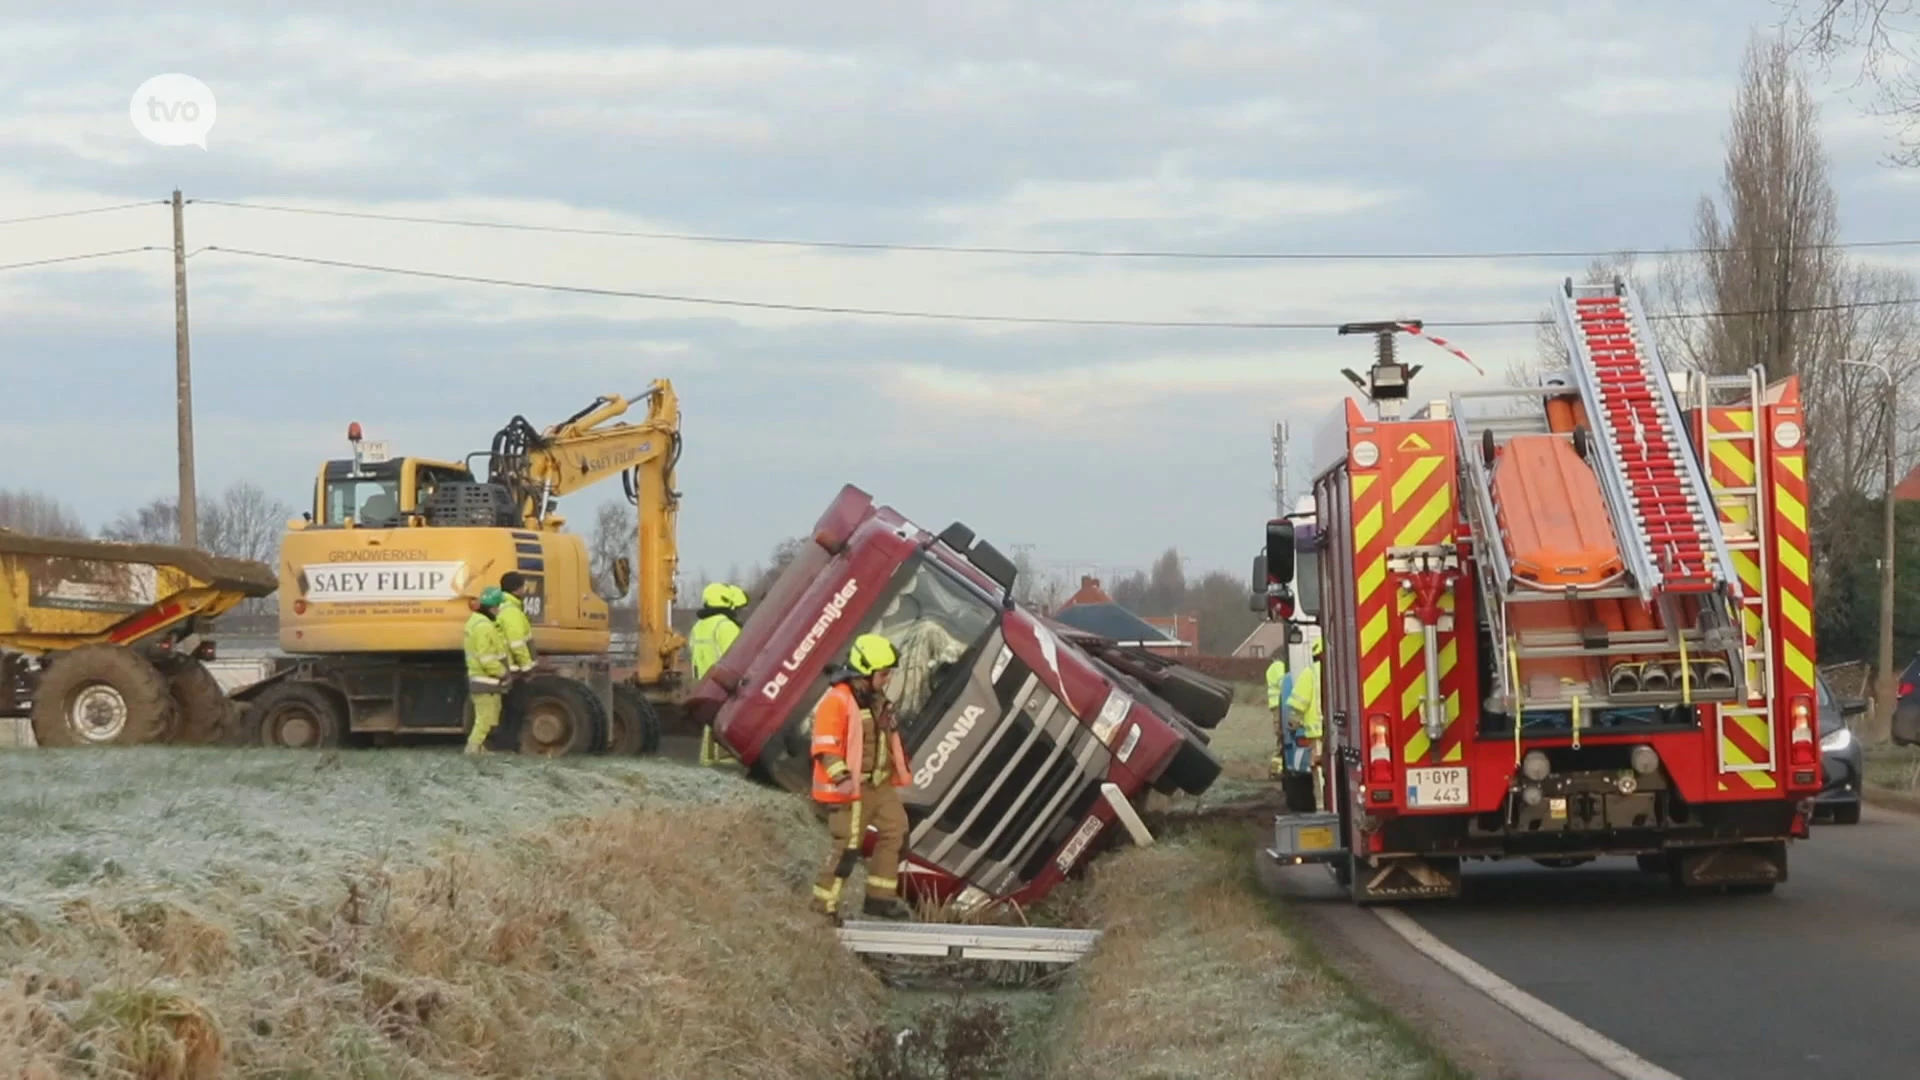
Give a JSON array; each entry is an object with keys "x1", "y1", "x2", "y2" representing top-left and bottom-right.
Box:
[{"x1": 235, "y1": 381, "x2": 684, "y2": 755}]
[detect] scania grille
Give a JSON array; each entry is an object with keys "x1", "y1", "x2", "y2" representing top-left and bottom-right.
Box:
[{"x1": 913, "y1": 679, "x2": 1107, "y2": 896}]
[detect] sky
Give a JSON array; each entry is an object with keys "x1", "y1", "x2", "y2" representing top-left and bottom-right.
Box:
[{"x1": 2, "y1": 1, "x2": 1917, "y2": 591}]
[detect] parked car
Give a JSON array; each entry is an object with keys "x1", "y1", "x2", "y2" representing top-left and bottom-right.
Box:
[
  {"x1": 1817, "y1": 673, "x2": 1867, "y2": 825},
  {"x1": 1891, "y1": 653, "x2": 1920, "y2": 746}
]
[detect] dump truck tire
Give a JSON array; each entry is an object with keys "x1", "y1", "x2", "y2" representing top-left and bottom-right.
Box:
[
  {"x1": 506, "y1": 675, "x2": 600, "y2": 757},
  {"x1": 248, "y1": 681, "x2": 346, "y2": 749},
  {"x1": 168, "y1": 660, "x2": 236, "y2": 745},
  {"x1": 30, "y1": 644, "x2": 175, "y2": 748},
  {"x1": 608, "y1": 684, "x2": 661, "y2": 756}
]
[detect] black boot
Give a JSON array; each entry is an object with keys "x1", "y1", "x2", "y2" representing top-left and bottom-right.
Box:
[{"x1": 862, "y1": 896, "x2": 913, "y2": 921}]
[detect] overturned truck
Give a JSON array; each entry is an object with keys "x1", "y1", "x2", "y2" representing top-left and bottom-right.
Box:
[{"x1": 685, "y1": 485, "x2": 1228, "y2": 911}]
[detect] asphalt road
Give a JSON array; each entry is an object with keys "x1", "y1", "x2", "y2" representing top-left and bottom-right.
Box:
[{"x1": 1403, "y1": 806, "x2": 1920, "y2": 1080}]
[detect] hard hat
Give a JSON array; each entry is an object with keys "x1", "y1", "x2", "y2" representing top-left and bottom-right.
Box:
[
  {"x1": 725, "y1": 585, "x2": 749, "y2": 609},
  {"x1": 849, "y1": 633, "x2": 899, "y2": 676},
  {"x1": 479, "y1": 586, "x2": 505, "y2": 608},
  {"x1": 701, "y1": 582, "x2": 733, "y2": 609},
  {"x1": 1311, "y1": 637, "x2": 1324, "y2": 658}
]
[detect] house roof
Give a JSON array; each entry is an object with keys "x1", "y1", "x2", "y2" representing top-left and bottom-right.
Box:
[
  {"x1": 1233, "y1": 621, "x2": 1293, "y2": 658},
  {"x1": 1896, "y1": 464, "x2": 1920, "y2": 502},
  {"x1": 1143, "y1": 613, "x2": 1198, "y2": 647},
  {"x1": 1057, "y1": 575, "x2": 1114, "y2": 611},
  {"x1": 1048, "y1": 602, "x2": 1177, "y2": 645}
]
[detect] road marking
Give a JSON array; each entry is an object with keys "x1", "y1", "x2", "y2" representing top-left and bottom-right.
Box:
[{"x1": 1371, "y1": 907, "x2": 1685, "y2": 1080}]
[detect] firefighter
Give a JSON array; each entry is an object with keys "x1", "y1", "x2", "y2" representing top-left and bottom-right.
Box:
[
  {"x1": 497, "y1": 571, "x2": 536, "y2": 677},
  {"x1": 464, "y1": 587, "x2": 511, "y2": 755},
  {"x1": 1287, "y1": 637, "x2": 1325, "y2": 798},
  {"x1": 1265, "y1": 653, "x2": 1291, "y2": 779},
  {"x1": 691, "y1": 582, "x2": 749, "y2": 765},
  {"x1": 811, "y1": 633, "x2": 913, "y2": 922}
]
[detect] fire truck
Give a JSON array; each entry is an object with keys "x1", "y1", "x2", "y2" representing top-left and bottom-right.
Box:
[
  {"x1": 1263, "y1": 279, "x2": 1820, "y2": 902},
  {"x1": 686, "y1": 484, "x2": 1228, "y2": 912}
]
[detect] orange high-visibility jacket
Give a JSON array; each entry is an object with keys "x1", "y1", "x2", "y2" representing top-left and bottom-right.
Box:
[{"x1": 811, "y1": 681, "x2": 911, "y2": 804}]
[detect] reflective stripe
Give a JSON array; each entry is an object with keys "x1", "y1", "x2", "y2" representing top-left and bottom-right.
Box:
[
  {"x1": 507, "y1": 637, "x2": 531, "y2": 647},
  {"x1": 470, "y1": 675, "x2": 502, "y2": 686},
  {"x1": 867, "y1": 875, "x2": 897, "y2": 890},
  {"x1": 812, "y1": 885, "x2": 835, "y2": 901}
]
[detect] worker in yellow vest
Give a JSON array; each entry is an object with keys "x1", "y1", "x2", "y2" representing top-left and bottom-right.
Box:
[
  {"x1": 1286, "y1": 637, "x2": 1324, "y2": 800},
  {"x1": 1265, "y1": 655, "x2": 1290, "y2": 779},
  {"x1": 690, "y1": 582, "x2": 749, "y2": 765}
]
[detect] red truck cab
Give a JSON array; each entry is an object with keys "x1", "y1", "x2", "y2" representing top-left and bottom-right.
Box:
[{"x1": 685, "y1": 485, "x2": 1223, "y2": 909}]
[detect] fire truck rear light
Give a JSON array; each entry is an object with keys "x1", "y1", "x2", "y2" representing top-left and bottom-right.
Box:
[
  {"x1": 1902, "y1": 681, "x2": 1914, "y2": 698},
  {"x1": 1789, "y1": 694, "x2": 1816, "y2": 767},
  {"x1": 1366, "y1": 713, "x2": 1393, "y2": 786}
]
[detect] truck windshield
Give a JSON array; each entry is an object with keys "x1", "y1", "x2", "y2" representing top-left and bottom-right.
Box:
[
  {"x1": 324, "y1": 474, "x2": 403, "y2": 526},
  {"x1": 872, "y1": 555, "x2": 1000, "y2": 745}
]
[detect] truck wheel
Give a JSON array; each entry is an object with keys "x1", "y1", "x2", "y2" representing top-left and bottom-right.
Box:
[
  {"x1": 168, "y1": 660, "x2": 236, "y2": 745},
  {"x1": 508, "y1": 675, "x2": 600, "y2": 757},
  {"x1": 248, "y1": 682, "x2": 346, "y2": 749},
  {"x1": 608, "y1": 684, "x2": 661, "y2": 756},
  {"x1": 30, "y1": 645, "x2": 175, "y2": 747}
]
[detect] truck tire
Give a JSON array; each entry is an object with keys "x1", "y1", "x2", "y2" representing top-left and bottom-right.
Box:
[
  {"x1": 168, "y1": 660, "x2": 236, "y2": 745},
  {"x1": 248, "y1": 681, "x2": 346, "y2": 749},
  {"x1": 506, "y1": 675, "x2": 601, "y2": 757},
  {"x1": 608, "y1": 684, "x2": 661, "y2": 756},
  {"x1": 30, "y1": 645, "x2": 175, "y2": 747}
]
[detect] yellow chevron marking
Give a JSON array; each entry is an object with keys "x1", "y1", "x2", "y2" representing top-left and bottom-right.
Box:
[
  {"x1": 1392, "y1": 455, "x2": 1443, "y2": 510},
  {"x1": 1398, "y1": 484, "x2": 1453, "y2": 548},
  {"x1": 1711, "y1": 440, "x2": 1756, "y2": 485},
  {"x1": 1400, "y1": 638, "x2": 1460, "y2": 717},
  {"x1": 1352, "y1": 472, "x2": 1378, "y2": 499},
  {"x1": 1783, "y1": 454, "x2": 1804, "y2": 479},
  {"x1": 1733, "y1": 711, "x2": 1771, "y2": 752},
  {"x1": 1361, "y1": 607, "x2": 1389, "y2": 657},
  {"x1": 1778, "y1": 542, "x2": 1810, "y2": 587},
  {"x1": 1364, "y1": 663, "x2": 1391, "y2": 709},
  {"x1": 1783, "y1": 643, "x2": 1814, "y2": 688},
  {"x1": 1781, "y1": 589, "x2": 1812, "y2": 632},
  {"x1": 1398, "y1": 432, "x2": 1432, "y2": 452},
  {"x1": 1358, "y1": 555, "x2": 1386, "y2": 602},
  {"x1": 1776, "y1": 486, "x2": 1807, "y2": 533},
  {"x1": 1725, "y1": 409, "x2": 1754, "y2": 432},
  {"x1": 1355, "y1": 502, "x2": 1383, "y2": 551},
  {"x1": 1717, "y1": 496, "x2": 1752, "y2": 526},
  {"x1": 1732, "y1": 550, "x2": 1762, "y2": 593}
]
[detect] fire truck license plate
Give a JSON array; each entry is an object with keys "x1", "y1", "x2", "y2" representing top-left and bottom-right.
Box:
[{"x1": 1405, "y1": 767, "x2": 1469, "y2": 808}]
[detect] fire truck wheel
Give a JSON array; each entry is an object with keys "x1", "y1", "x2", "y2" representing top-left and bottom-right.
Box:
[
  {"x1": 247, "y1": 681, "x2": 346, "y2": 749},
  {"x1": 30, "y1": 645, "x2": 175, "y2": 748},
  {"x1": 507, "y1": 675, "x2": 601, "y2": 757},
  {"x1": 167, "y1": 660, "x2": 237, "y2": 745},
  {"x1": 607, "y1": 684, "x2": 661, "y2": 756}
]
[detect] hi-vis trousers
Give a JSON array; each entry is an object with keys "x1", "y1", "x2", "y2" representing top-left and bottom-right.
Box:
[{"x1": 812, "y1": 782, "x2": 908, "y2": 915}]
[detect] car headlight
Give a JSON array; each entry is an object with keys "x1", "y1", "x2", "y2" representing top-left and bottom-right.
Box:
[
  {"x1": 1821, "y1": 727, "x2": 1853, "y2": 752},
  {"x1": 1091, "y1": 688, "x2": 1132, "y2": 746}
]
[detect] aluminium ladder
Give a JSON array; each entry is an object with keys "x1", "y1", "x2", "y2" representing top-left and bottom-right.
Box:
[{"x1": 1553, "y1": 281, "x2": 1739, "y2": 606}]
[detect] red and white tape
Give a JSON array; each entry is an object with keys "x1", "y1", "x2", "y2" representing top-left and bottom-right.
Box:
[{"x1": 1399, "y1": 323, "x2": 1485, "y2": 377}]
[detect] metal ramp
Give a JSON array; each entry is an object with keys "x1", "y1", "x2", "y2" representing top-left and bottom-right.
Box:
[{"x1": 837, "y1": 921, "x2": 1100, "y2": 965}]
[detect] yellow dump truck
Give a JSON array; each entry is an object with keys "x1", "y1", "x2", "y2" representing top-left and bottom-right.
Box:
[{"x1": 0, "y1": 531, "x2": 277, "y2": 746}]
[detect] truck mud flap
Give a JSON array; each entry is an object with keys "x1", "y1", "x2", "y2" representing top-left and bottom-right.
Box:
[
  {"x1": 1671, "y1": 841, "x2": 1787, "y2": 890},
  {"x1": 1351, "y1": 855, "x2": 1462, "y2": 905}
]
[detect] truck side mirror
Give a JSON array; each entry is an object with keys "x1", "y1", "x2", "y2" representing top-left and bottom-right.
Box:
[
  {"x1": 967, "y1": 539, "x2": 1019, "y2": 595},
  {"x1": 1250, "y1": 554, "x2": 1266, "y2": 594},
  {"x1": 1265, "y1": 520, "x2": 1295, "y2": 589},
  {"x1": 612, "y1": 557, "x2": 632, "y2": 597}
]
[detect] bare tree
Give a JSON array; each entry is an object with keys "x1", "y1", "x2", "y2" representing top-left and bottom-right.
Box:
[
  {"x1": 588, "y1": 500, "x2": 636, "y2": 603},
  {"x1": 102, "y1": 498, "x2": 184, "y2": 545},
  {"x1": 1787, "y1": 0, "x2": 1920, "y2": 163},
  {"x1": 1010, "y1": 549, "x2": 1069, "y2": 612},
  {"x1": 745, "y1": 536, "x2": 808, "y2": 601},
  {"x1": 0, "y1": 490, "x2": 89, "y2": 537}
]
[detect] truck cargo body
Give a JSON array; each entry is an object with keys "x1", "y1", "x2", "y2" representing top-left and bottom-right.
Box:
[
  {"x1": 1270, "y1": 285, "x2": 1819, "y2": 901},
  {"x1": 687, "y1": 485, "x2": 1222, "y2": 909}
]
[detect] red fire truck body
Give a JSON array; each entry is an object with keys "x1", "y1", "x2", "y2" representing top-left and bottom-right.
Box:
[{"x1": 1264, "y1": 284, "x2": 1820, "y2": 902}]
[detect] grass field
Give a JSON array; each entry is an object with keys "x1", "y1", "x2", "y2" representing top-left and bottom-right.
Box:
[{"x1": 0, "y1": 691, "x2": 1457, "y2": 1080}]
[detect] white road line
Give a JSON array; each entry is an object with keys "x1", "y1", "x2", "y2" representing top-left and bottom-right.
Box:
[{"x1": 1371, "y1": 907, "x2": 1685, "y2": 1080}]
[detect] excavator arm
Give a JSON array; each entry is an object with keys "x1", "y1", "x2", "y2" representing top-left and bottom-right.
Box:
[{"x1": 486, "y1": 380, "x2": 686, "y2": 687}]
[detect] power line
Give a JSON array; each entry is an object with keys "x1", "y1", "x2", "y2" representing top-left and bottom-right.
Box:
[
  {"x1": 0, "y1": 247, "x2": 165, "y2": 273},
  {"x1": 0, "y1": 201, "x2": 166, "y2": 228},
  {"x1": 196, "y1": 197, "x2": 1920, "y2": 262},
  {"x1": 198, "y1": 244, "x2": 1920, "y2": 330}
]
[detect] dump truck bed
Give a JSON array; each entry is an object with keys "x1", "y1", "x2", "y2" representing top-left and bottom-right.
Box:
[{"x1": 0, "y1": 531, "x2": 278, "y2": 652}]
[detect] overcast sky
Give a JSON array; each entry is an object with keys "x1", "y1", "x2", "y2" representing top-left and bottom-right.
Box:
[{"x1": 3, "y1": 1, "x2": 1914, "y2": 590}]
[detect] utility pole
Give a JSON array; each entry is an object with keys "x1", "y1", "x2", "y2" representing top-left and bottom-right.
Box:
[
  {"x1": 1271, "y1": 420, "x2": 1289, "y2": 516},
  {"x1": 172, "y1": 189, "x2": 198, "y2": 548},
  {"x1": 1845, "y1": 357, "x2": 1898, "y2": 741}
]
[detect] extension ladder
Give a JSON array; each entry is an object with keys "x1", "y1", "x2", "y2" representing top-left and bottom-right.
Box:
[{"x1": 1555, "y1": 281, "x2": 1737, "y2": 604}]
